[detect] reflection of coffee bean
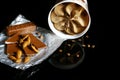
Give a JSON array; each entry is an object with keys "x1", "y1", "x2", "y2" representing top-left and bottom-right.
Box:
[{"x1": 50, "y1": 2, "x2": 89, "y2": 35}]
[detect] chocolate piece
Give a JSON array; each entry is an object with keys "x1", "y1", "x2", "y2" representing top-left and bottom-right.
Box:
[
  {"x1": 5, "y1": 32, "x2": 21, "y2": 44},
  {"x1": 28, "y1": 33, "x2": 46, "y2": 48},
  {"x1": 24, "y1": 47, "x2": 37, "y2": 56},
  {"x1": 5, "y1": 33, "x2": 46, "y2": 48},
  {"x1": 5, "y1": 33, "x2": 46, "y2": 56},
  {"x1": 6, "y1": 43, "x2": 35, "y2": 56},
  {"x1": 6, "y1": 43, "x2": 19, "y2": 55},
  {"x1": 23, "y1": 33, "x2": 47, "y2": 56},
  {"x1": 6, "y1": 22, "x2": 36, "y2": 36}
]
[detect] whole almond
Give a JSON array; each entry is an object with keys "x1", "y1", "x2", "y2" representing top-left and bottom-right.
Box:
[
  {"x1": 22, "y1": 34, "x2": 29, "y2": 41},
  {"x1": 23, "y1": 37, "x2": 31, "y2": 48},
  {"x1": 24, "y1": 57, "x2": 30, "y2": 63},
  {"x1": 30, "y1": 44, "x2": 39, "y2": 53},
  {"x1": 16, "y1": 49, "x2": 22, "y2": 59},
  {"x1": 19, "y1": 35, "x2": 29, "y2": 43},
  {"x1": 9, "y1": 55, "x2": 17, "y2": 61},
  {"x1": 15, "y1": 58, "x2": 22, "y2": 64}
]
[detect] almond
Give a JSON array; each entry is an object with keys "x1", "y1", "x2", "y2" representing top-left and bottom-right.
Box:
[
  {"x1": 16, "y1": 49, "x2": 22, "y2": 59},
  {"x1": 24, "y1": 56, "x2": 30, "y2": 63}
]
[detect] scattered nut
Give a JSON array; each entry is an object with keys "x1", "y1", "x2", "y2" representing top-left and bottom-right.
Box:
[
  {"x1": 22, "y1": 36, "x2": 31, "y2": 48},
  {"x1": 76, "y1": 54, "x2": 80, "y2": 57},
  {"x1": 87, "y1": 44, "x2": 90, "y2": 48},
  {"x1": 22, "y1": 34, "x2": 29, "y2": 41},
  {"x1": 35, "y1": 32, "x2": 41, "y2": 36},
  {"x1": 15, "y1": 58, "x2": 22, "y2": 64},
  {"x1": 85, "y1": 35, "x2": 89, "y2": 38},
  {"x1": 91, "y1": 45, "x2": 95, "y2": 48},
  {"x1": 67, "y1": 44, "x2": 71, "y2": 47},
  {"x1": 8, "y1": 55, "x2": 17, "y2": 61},
  {"x1": 59, "y1": 49, "x2": 63, "y2": 52},
  {"x1": 19, "y1": 38, "x2": 24, "y2": 43},
  {"x1": 16, "y1": 49, "x2": 22, "y2": 59},
  {"x1": 71, "y1": 40, "x2": 76, "y2": 42},
  {"x1": 82, "y1": 44, "x2": 86, "y2": 47},
  {"x1": 24, "y1": 56, "x2": 30, "y2": 63},
  {"x1": 67, "y1": 53, "x2": 71, "y2": 56},
  {"x1": 39, "y1": 35, "x2": 44, "y2": 41},
  {"x1": 78, "y1": 38, "x2": 82, "y2": 41},
  {"x1": 30, "y1": 44, "x2": 39, "y2": 53}
]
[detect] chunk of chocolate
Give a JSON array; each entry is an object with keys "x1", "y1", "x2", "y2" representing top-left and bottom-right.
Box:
[
  {"x1": 5, "y1": 33, "x2": 46, "y2": 56},
  {"x1": 6, "y1": 22, "x2": 36, "y2": 36},
  {"x1": 6, "y1": 43, "x2": 19, "y2": 55}
]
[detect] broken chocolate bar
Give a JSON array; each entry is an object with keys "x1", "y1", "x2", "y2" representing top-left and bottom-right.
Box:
[{"x1": 6, "y1": 22, "x2": 37, "y2": 36}]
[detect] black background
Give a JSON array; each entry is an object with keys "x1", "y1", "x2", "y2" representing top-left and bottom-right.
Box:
[{"x1": 0, "y1": 0, "x2": 107, "y2": 80}]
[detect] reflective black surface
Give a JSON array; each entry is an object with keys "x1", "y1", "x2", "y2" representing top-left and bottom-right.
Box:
[
  {"x1": 0, "y1": 0, "x2": 103, "y2": 80},
  {"x1": 48, "y1": 37, "x2": 85, "y2": 70}
]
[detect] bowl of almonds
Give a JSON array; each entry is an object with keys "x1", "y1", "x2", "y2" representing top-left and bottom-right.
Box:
[{"x1": 48, "y1": 0, "x2": 91, "y2": 39}]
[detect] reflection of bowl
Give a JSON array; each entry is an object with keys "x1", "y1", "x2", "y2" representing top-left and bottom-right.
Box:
[
  {"x1": 48, "y1": 38, "x2": 85, "y2": 69},
  {"x1": 48, "y1": 1, "x2": 91, "y2": 39}
]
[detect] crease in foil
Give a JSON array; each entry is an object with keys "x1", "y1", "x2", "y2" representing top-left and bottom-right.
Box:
[{"x1": 0, "y1": 14, "x2": 65, "y2": 70}]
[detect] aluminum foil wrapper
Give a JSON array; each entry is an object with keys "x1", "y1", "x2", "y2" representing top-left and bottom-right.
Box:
[{"x1": 0, "y1": 14, "x2": 65, "y2": 70}]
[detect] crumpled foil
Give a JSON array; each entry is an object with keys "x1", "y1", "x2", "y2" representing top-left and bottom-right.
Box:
[{"x1": 0, "y1": 14, "x2": 65, "y2": 70}]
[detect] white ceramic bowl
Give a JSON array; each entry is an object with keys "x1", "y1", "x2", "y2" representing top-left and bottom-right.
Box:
[{"x1": 48, "y1": 0, "x2": 91, "y2": 39}]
